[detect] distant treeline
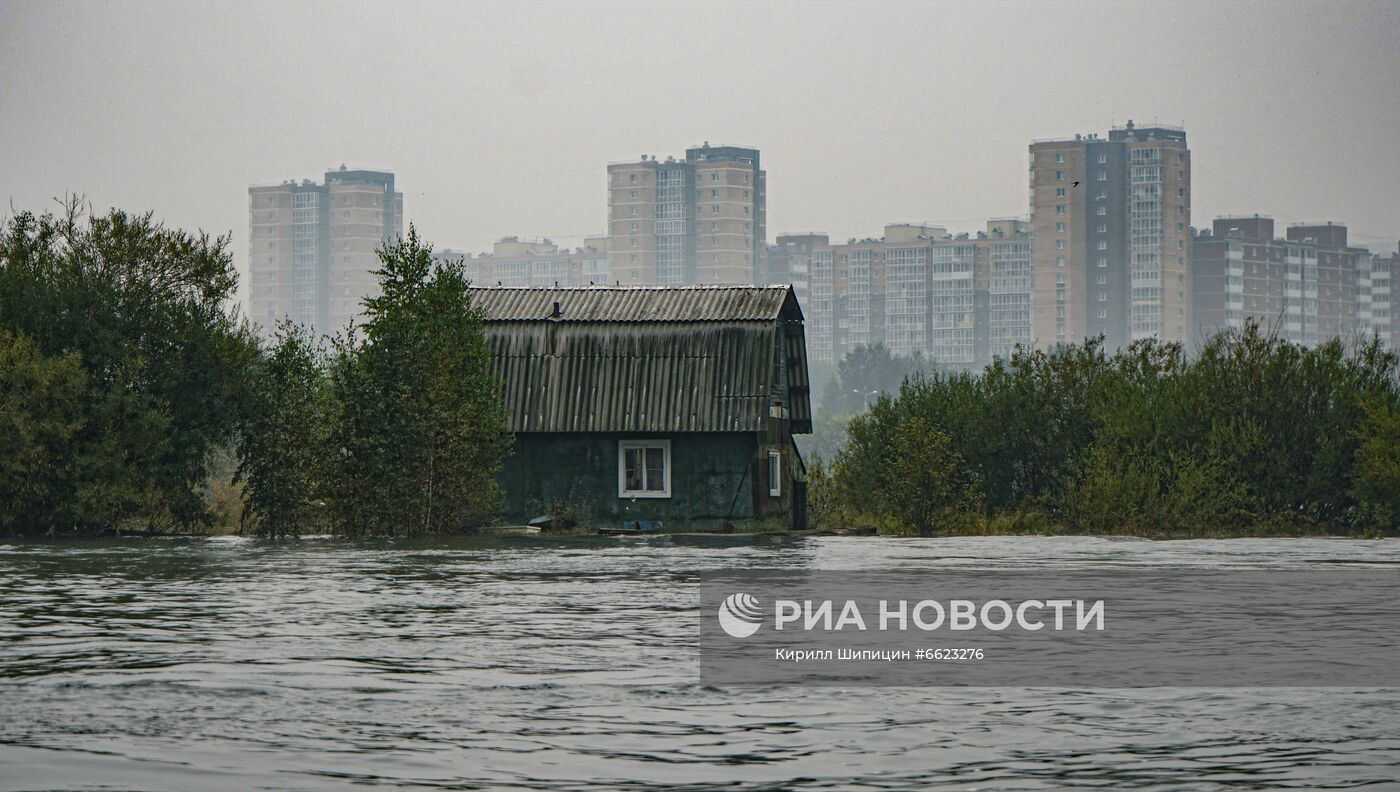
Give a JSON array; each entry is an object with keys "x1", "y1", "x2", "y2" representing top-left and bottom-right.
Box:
[
  {"x1": 811, "y1": 330, "x2": 1400, "y2": 536},
  {"x1": 0, "y1": 202, "x2": 508, "y2": 538}
]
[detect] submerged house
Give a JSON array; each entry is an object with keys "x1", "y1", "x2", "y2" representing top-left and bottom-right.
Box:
[{"x1": 471, "y1": 285, "x2": 813, "y2": 531}]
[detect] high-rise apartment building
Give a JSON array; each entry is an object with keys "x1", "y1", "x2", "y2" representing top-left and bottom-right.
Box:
[
  {"x1": 607, "y1": 143, "x2": 765, "y2": 285},
  {"x1": 450, "y1": 235, "x2": 610, "y2": 287},
  {"x1": 1029, "y1": 121, "x2": 1190, "y2": 351},
  {"x1": 248, "y1": 166, "x2": 403, "y2": 336},
  {"x1": 764, "y1": 232, "x2": 826, "y2": 309},
  {"x1": 805, "y1": 220, "x2": 1033, "y2": 366},
  {"x1": 984, "y1": 218, "x2": 1037, "y2": 361},
  {"x1": 1192, "y1": 216, "x2": 1371, "y2": 347},
  {"x1": 1363, "y1": 246, "x2": 1397, "y2": 349}
]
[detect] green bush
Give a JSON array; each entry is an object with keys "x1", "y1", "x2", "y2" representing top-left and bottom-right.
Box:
[
  {"x1": 813, "y1": 324, "x2": 1400, "y2": 537},
  {"x1": 0, "y1": 203, "x2": 257, "y2": 536}
]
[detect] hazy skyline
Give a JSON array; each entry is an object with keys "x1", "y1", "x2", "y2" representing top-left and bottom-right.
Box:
[{"x1": 3, "y1": 0, "x2": 1398, "y2": 307}]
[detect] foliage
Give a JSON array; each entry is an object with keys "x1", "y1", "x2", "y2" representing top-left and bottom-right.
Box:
[
  {"x1": 1353, "y1": 397, "x2": 1400, "y2": 526},
  {"x1": 236, "y1": 322, "x2": 332, "y2": 538},
  {"x1": 814, "y1": 324, "x2": 1400, "y2": 536},
  {"x1": 801, "y1": 343, "x2": 936, "y2": 464},
  {"x1": 0, "y1": 331, "x2": 88, "y2": 533},
  {"x1": 322, "y1": 228, "x2": 511, "y2": 536},
  {"x1": 819, "y1": 343, "x2": 934, "y2": 415},
  {"x1": 0, "y1": 202, "x2": 257, "y2": 536}
]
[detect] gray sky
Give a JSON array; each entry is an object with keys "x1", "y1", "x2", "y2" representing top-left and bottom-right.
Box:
[{"x1": 3, "y1": 0, "x2": 1398, "y2": 308}]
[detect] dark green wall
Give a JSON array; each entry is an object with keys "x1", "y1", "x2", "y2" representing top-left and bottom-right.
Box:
[{"x1": 499, "y1": 432, "x2": 761, "y2": 530}]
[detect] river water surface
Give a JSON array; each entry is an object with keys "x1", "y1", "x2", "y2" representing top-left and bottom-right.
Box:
[{"x1": 1, "y1": 535, "x2": 1398, "y2": 790}]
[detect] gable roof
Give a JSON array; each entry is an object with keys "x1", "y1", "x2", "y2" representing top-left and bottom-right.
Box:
[
  {"x1": 470, "y1": 285, "x2": 811, "y2": 434},
  {"x1": 469, "y1": 284, "x2": 803, "y2": 324}
]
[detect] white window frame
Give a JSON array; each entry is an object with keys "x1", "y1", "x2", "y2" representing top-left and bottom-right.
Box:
[
  {"x1": 768, "y1": 450, "x2": 781, "y2": 497},
  {"x1": 618, "y1": 439, "x2": 671, "y2": 498}
]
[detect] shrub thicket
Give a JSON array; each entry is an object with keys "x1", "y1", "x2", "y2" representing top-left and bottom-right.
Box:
[{"x1": 816, "y1": 327, "x2": 1400, "y2": 536}]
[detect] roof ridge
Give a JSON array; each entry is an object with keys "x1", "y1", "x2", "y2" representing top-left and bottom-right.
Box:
[{"x1": 468, "y1": 284, "x2": 788, "y2": 290}]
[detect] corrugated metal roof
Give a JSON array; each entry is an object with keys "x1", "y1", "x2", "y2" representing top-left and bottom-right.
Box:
[
  {"x1": 469, "y1": 284, "x2": 801, "y2": 324},
  {"x1": 472, "y1": 286, "x2": 810, "y2": 434},
  {"x1": 487, "y1": 322, "x2": 775, "y2": 433}
]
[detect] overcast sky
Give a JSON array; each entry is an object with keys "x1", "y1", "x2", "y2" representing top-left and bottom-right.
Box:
[{"x1": 3, "y1": 0, "x2": 1397, "y2": 307}]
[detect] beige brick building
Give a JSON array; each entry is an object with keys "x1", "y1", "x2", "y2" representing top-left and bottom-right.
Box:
[
  {"x1": 607, "y1": 143, "x2": 765, "y2": 285},
  {"x1": 248, "y1": 166, "x2": 403, "y2": 338},
  {"x1": 1029, "y1": 122, "x2": 1191, "y2": 351}
]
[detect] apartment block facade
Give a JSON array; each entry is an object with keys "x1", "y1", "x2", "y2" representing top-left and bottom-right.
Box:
[
  {"x1": 1363, "y1": 247, "x2": 1397, "y2": 349},
  {"x1": 1029, "y1": 121, "x2": 1190, "y2": 351},
  {"x1": 805, "y1": 220, "x2": 1034, "y2": 366},
  {"x1": 1192, "y1": 216, "x2": 1384, "y2": 348},
  {"x1": 607, "y1": 143, "x2": 766, "y2": 285},
  {"x1": 248, "y1": 166, "x2": 403, "y2": 337},
  {"x1": 449, "y1": 235, "x2": 611, "y2": 288},
  {"x1": 764, "y1": 232, "x2": 826, "y2": 309}
]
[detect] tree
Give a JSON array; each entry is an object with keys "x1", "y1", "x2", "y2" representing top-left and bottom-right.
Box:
[
  {"x1": 325, "y1": 228, "x2": 510, "y2": 536},
  {"x1": 0, "y1": 331, "x2": 87, "y2": 534},
  {"x1": 1354, "y1": 398, "x2": 1400, "y2": 527},
  {"x1": 819, "y1": 343, "x2": 932, "y2": 415},
  {"x1": 0, "y1": 202, "x2": 257, "y2": 535},
  {"x1": 235, "y1": 322, "x2": 332, "y2": 538}
]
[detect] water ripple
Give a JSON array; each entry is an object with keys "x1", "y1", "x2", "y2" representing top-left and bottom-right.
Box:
[{"x1": 1, "y1": 536, "x2": 1398, "y2": 790}]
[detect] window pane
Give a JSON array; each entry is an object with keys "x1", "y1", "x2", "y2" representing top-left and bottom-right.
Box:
[
  {"x1": 625, "y1": 448, "x2": 643, "y2": 491},
  {"x1": 645, "y1": 447, "x2": 665, "y2": 491}
]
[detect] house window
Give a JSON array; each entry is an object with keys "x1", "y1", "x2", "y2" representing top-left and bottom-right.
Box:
[
  {"x1": 768, "y1": 451, "x2": 781, "y2": 497},
  {"x1": 619, "y1": 440, "x2": 670, "y2": 498}
]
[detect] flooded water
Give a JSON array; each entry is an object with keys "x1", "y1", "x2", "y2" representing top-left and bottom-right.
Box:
[{"x1": 2, "y1": 535, "x2": 1398, "y2": 790}]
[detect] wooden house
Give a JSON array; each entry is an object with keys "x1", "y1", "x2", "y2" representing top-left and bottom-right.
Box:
[{"x1": 471, "y1": 285, "x2": 812, "y2": 531}]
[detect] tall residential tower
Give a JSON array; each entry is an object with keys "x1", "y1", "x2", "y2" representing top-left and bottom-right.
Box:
[
  {"x1": 607, "y1": 143, "x2": 765, "y2": 285},
  {"x1": 1029, "y1": 121, "x2": 1190, "y2": 350},
  {"x1": 248, "y1": 166, "x2": 403, "y2": 337}
]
